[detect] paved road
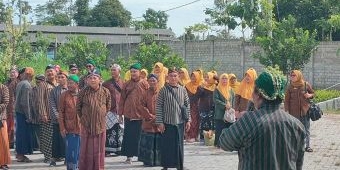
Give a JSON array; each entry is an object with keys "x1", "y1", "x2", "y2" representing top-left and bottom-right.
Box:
[{"x1": 7, "y1": 113, "x2": 340, "y2": 170}]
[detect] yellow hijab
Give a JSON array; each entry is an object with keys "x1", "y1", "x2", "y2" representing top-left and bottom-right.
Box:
[
  {"x1": 196, "y1": 69, "x2": 205, "y2": 85},
  {"x1": 185, "y1": 71, "x2": 201, "y2": 94},
  {"x1": 179, "y1": 68, "x2": 190, "y2": 86},
  {"x1": 202, "y1": 72, "x2": 216, "y2": 91},
  {"x1": 235, "y1": 68, "x2": 257, "y2": 100},
  {"x1": 124, "y1": 70, "x2": 131, "y2": 81},
  {"x1": 152, "y1": 62, "x2": 166, "y2": 89},
  {"x1": 141, "y1": 69, "x2": 148, "y2": 80},
  {"x1": 229, "y1": 73, "x2": 240, "y2": 91},
  {"x1": 217, "y1": 73, "x2": 231, "y2": 100},
  {"x1": 290, "y1": 70, "x2": 305, "y2": 87}
]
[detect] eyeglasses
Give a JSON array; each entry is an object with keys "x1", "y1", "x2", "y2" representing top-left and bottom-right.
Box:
[
  {"x1": 86, "y1": 65, "x2": 93, "y2": 68},
  {"x1": 290, "y1": 74, "x2": 296, "y2": 77}
]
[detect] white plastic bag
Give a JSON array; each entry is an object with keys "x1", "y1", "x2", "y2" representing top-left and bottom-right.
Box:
[{"x1": 224, "y1": 108, "x2": 236, "y2": 123}]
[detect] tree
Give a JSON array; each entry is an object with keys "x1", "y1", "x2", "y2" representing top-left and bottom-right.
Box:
[
  {"x1": 74, "y1": 0, "x2": 90, "y2": 26},
  {"x1": 0, "y1": 1, "x2": 6, "y2": 23},
  {"x1": 87, "y1": 0, "x2": 131, "y2": 27},
  {"x1": 253, "y1": 15, "x2": 318, "y2": 74},
  {"x1": 143, "y1": 8, "x2": 168, "y2": 29},
  {"x1": 132, "y1": 42, "x2": 187, "y2": 73},
  {"x1": 56, "y1": 35, "x2": 110, "y2": 71},
  {"x1": 185, "y1": 23, "x2": 210, "y2": 40},
  {"x1": 35, "y1": 0, "x2": 74, "y2": 26}
]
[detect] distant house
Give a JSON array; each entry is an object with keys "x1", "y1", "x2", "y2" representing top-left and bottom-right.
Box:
[{"x1": 0, "y1": 24, "x2": 176, "y2": 58}]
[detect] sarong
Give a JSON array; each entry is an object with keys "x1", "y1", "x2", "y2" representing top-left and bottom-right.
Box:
[
  {"x1": 138, "y1": 131, "x2": 161, "y2": 166},
  {"x1": 105, "y1": 112, "x2": 123, "y2": 153},
  {"x1": 79, "y1": 129, "x2": 105, "y2": 170},
  {"x1": 15, "y1": 113, "x2": 33, "y2": 155},
  {"x1": 40, "y1": 122, "x2": 53, "y2": 159},
  {"x1": 6, "y1": 114, "x2": 14, "y2": 148},
  {"x1": 65, "y1": 134, "x2": 80, "y2": 170},
  {"x1": 186, "y1": 102, "x2": 199, "y2": 139},
  {"x1": 161, "y1": 123, "x2": 184, "y2": 169},
  {"x1": 0, "y1": 121, "x2": 11, "y2": 165},
  {"x1": 121, "y1": 119, "x2": 142, "y2": 157},
  {"x1": 31, "y1": 124, "x2": 41, "y2": 150},
  {"x1": 52, "y1": 124, "x2": 65, "y2": 158}
]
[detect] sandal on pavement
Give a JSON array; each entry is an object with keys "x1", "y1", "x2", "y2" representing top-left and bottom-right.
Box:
[
  {"x1": 0, "y1": 165, "x2": 9, "y2": 170},
  {"x1": 305, "y1": 147, "x2": 313, "y2": 152},
  {"x1": 124, "y1": 158, "x2": 132, "y2": 164},
  {"x1": 17, "y1": 156, "x2": 32, "y2": 163}
]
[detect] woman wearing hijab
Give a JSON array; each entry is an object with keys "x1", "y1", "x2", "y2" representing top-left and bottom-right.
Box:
[
  {"x1": 124, "y1": 70, "x2": 131, "y2": 81},
  {"x1": 284, "y1": 70, "x2": 314, "y2": 152},
  {"x1": 196, "y1": 72, "x2": 216, "y2": 142},
  {"x1": 229, "y1": 73, "x2": 240, "y2": 92},
  {"x1": 152, "y1": 62, "x2": 167, "y2": 90},
  {"x1": 184, "y1": 71, "x2": 201, "y2": 143},
  {"x1": 140, "y1": 69, "x2": 148, "y2": 80},
  {"x1": 213, "y1": 73, "x2": 235, "y2": 148},
  {"x1": 178, "y1": 68, "x2": 190, "y2": 86},
  {"x1": 234, "y1": 68, "x2": 257, "y2": 119}
]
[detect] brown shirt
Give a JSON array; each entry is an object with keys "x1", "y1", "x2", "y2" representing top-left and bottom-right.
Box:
[
  {"x1": 30, "y1": 86, "x2": 40, "y2": 124},
  {"x1": 119, "y1": 79, "x2": 149, "y2": 119},
  {"x1": 102, "y1": 77, "x2": 124, "y2": 113},
  {"x1": 5, "y1": 79, "x2": 19, "y2": 117},
  {"x1": 284, "y1": 83, "x2": 314, "y2": 118},
  {"x1": 0, "y1": 84, "x2": 9, "y2": 120},
  {"x1": 140, "y1": 88, "x2": 161, "y2": 133},
  {"x1": 59, "y1": 90, "x2": 80, "y2": 134},
  {"x1": 77, "y1": 86, "x2": 111, "y2": 135}
]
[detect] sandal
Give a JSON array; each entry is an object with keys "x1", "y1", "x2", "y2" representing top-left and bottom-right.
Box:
[
  {"x1": 0, "y1": 165, "x2": 9, "y2": 170},
  {"x1": 17, "y1": 156, "x2": 32, "y2": 163},
  {"x1": 124, "y1": 158, "x2": 132, "y2": 164},
  {"x1": 305, "y1": 147, "x2": 313, "y2": 152}
]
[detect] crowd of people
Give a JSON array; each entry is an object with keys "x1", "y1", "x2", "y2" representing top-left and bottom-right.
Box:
[{"x1": 0, "y1": 59, "x2": 315, "y2": 170}]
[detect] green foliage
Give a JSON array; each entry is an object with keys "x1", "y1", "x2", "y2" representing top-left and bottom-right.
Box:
[
  {"x1": 132, "y1": 8, "x2": 168, "y2": 30},
  {"x1": 253, "y1": 15, "x2": 318, "y2": 74},
  {"x1": 74, "y1": 0, "x2": 90, "y2": 26},
  {"x1": 56, "y1": 35, "x2": 109, "y2": 72},
  {"x1": 87, "y1": 0, "x2": 131, "y2": 27},
  {"x1": 314, "y1": 90, "x2": 340, "y2": 103},
  {"x1": 35, "y1": 0, "x2": 74, "y2": 26},
  {"x1": 130, "y1": 42, "x2": 186, "y2": 73}
]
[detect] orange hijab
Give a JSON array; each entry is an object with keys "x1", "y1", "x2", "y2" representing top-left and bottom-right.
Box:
[
  {"x1": 141, "y1": 69, "x2": 148, "y2": 80},
  {"x1": 196, "y1": 69, "x2": 205, "y2": 85},
  {"x1": 229, "y1": 73, "x2": 240, "y2": 91},
  {"x1": 124, "y1": 70, "x2": 131, "y2": 81},
  {"x1": 235, "y1": 68, "x2": 257, "y2": 100},
  {"x1": 185, "y1": 71, "x2": 201, "y2": 94},
  {"x1": 179, "y1": 68, "x2": 190, "y2": 85},
  {"x1": 152, "y1": 62, "x2": 166, "y2": 89},
  {"x1": 217, "y1": 73, "x2": 231, "y2": 100},
  {"x1": 290, "y1": 70, "x2": 305, "y2": 87},
  {"x1": 202, "y1": 72, "x2": 216, "y2": 91}
]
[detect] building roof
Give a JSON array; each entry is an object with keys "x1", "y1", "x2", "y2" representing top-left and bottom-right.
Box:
[{"x1": 0, "y1": 24, "x2": 176, "y2": 44}]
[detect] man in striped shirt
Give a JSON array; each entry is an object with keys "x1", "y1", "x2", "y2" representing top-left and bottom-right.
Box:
[
  {"x1": 37, "y1": 65, "x2": 58, "y2": 163},
  {"x1": 48, "y1": 71, "x2": 68, "y2": 166},
  {"x1": 156, "y1": 68, "x2": 191, "y2": 170},
  {"x1": 219, "y1": 70, "x2": 306, "y2": 170}
]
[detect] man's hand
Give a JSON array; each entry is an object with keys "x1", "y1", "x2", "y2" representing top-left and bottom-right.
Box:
[
  {"x1": 118, "y1": 115, "x2": 124, "y2": 124},
  {"x1": 41, "y1": 116, "x2": 48, "y2": 123},
  {"x1": 185, "y1": 122, "x2": 191, "y2": 132},
  {"x1": 158, "y1": 123, "x2": 165, "y2": 133}
]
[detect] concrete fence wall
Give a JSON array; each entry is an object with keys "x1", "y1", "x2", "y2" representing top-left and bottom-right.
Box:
[{"x1": 108, "y1": 40, "x2": 340, "y2": 89}]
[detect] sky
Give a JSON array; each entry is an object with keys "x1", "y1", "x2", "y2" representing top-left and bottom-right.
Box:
[{"x1": 22, "y1": 0, "x2": 249, "y2": 37}]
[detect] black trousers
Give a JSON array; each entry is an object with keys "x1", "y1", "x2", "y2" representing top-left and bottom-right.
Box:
[{"x1": 214, "y1": 119, "x2": 232, "y2": 147}]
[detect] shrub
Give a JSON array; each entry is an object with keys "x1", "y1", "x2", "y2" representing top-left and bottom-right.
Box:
[{"x1": 314, "y1": 90, "x2": 340, "y2": 103}]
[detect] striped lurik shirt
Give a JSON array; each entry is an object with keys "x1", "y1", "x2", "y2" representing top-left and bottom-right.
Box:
[
  {"x1": 49, "y1": 85, "x2": 68, "y2": 124},
  {"x1": 37, "y1": 81, "x2": 57, "y2": 121},
  {"x1": 14, "y1": 80, "x2": 32, "y2": 119},
  {"x1": 0, "y1": 83, "x2": 9, "y2": 120},
  {"x1": 156, "y1": 84, "x2": 190, "y2": 125},
  {"x1": 219, "y1": 101, "x2": 306, "y2": 170}
]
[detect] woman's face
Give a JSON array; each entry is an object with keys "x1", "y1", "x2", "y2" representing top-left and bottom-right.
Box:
[
  {"x1": 245, "y1": 74, "x2": 251, "y2": 83},
  {"x1": 221, "y1": 75, "x2": 228, "y2": 84},
  {"x1": 190, "y1": 73, "x2": 197, "y2": 82},
  {"x1": 290, "y1": 72, "x2": 298, "y2": 82},
  {"x1": 178, "y1": 70, "x2": 184, "y2": 79},
  {"x1": 204, "y1": 74, "x2": 209, "y2": 82}
]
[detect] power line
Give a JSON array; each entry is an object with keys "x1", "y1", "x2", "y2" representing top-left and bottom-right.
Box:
[{"x1": 132, "y1": 0, "x2": 204, "y2": 20}]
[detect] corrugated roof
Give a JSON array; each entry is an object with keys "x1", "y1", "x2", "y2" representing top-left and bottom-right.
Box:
[{"x1": 0, "y1": 24, "x2": 177, "y2": 44}]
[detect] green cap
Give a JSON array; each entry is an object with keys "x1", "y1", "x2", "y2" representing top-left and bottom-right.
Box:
[
  {"x1": 87, "y1": 59, "x2": 96, "y2": 66},
  {"x1": 68, "y1": 74, "x2": 80, "y2": 83},
  {"x1": 130, "y1": 63, "x2": 142, "y2": 70},
  {"x1": 255, "y1": 70, "x2": 287, "y2": 101}
]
